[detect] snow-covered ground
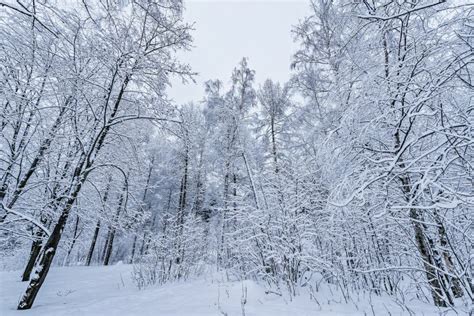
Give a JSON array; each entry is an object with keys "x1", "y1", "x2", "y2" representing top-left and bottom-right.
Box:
[{"x1": 0, "y1": 264, "x2": 459, "y2": 315}]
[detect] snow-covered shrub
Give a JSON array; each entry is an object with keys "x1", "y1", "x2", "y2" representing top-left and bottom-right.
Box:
[{"x1": 133, "y1": 213, "x2": 208, "y2": 289}]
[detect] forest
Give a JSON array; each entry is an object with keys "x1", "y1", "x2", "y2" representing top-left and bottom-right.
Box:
[{"x1": 0, "y1": 0, "x2": 473, "y2": 315}]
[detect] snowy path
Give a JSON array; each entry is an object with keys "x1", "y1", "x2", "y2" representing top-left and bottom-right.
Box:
[{"x1": 0, "y1": 265, "x2": 453, "y2": 315}]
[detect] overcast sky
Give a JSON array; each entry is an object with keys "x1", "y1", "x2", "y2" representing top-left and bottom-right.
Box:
[{"x1": 167, "y1": 0, "x2": 309, "y2": 105}]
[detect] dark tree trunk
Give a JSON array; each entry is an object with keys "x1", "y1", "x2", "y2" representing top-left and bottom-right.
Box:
[
  {"x1": 409, "y1": 208, "x2": 448, "y2": 307},
  {"x1": 131, "y1": 160, "x2": 153, "y2": 262},
  {"x1": 64, "y1": 215, "x2": 80, "y2": 265},
  {"x1": 232, "y1": 173, "x2": 237, "y2": 211},
  {"x1": 104, "y1": 180, "x2": 127, "y2": 266},
  {"x1": 400, "y1": 171, "x2": 448, "y2": 307},
  {"x1": 86, "y1": 220, "x2": 101, "y2": 266},
  {"x1": 175, "y1": 150, "x2": 188, "y2": 265},
  {"x1": 219, "y1": 158, "x2": 231, "y2": 267},
  {"x1": 22, "y1": 212, "x2": 50, "y2": 282},
  {"x1": 18, "y1": 188, "x2": 79, "y2": 310},
  {"x1": 433, "y1": 210, "x2": 464, "y2": 298},
  {"x1": 101, "y1": 232, "x2": 110, "y2": 262},
  {"x1": 103, "y1": 226, "x2": 116, "y2": 266},
  {"x1": 130, "y1": 235, "x2": 138, "y2": 264},
  {"x1": 139, "y1": 230, "x2": 147, "y2": 256},
  {"x1": 86, "y1": 177, "x2": 111, "y2": 266},
  {"x1": 242, "y1": 152, "x2": 259, "y2": 210},
  {"x1": 270, "y1": 115, "x2": 278, "y2": 174},
  {"x1": 396, "y1": 128, "x2": 448, "y2": 307},
  {"x1": 21, "y1": 157, "x2": 73, "y2": 280},
  {"x1": 22, "y1": 238, "x2": 43, "y2": 282}
]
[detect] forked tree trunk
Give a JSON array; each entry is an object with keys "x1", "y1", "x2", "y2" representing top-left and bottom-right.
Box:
[{"x1": 18, "y1": 187, "x2": 80, "y2": 309}]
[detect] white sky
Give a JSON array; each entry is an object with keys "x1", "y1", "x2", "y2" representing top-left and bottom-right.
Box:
[{"x1": 168, "y1": 0, "x2": 309, "y2": 105}]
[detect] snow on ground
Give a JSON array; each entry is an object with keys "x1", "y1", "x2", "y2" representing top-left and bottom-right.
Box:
[{"x1": 0, "y1": 264, "x2": 459, "y2": 315}]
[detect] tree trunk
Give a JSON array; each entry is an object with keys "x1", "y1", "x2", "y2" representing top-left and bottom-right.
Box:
[
  {"x1": 86, "y1": 177, "x2": 111, "y2": 266},
  {"x1": 140, "y1": 230, "x2": 147, "y2": 256},
  {"x1": 270, "y1": 115, "x2": 278, "y2": 174},
  {"x1": 409, "y1": 208, "x2": 448, "y2": 307},
  {"x1": 103, "y1": 226, "x2": 116, "y2": 266},
  {"x1": 130, "y1": 235, "x2": 138, "y2": 264},
  {"x1": 433, "y1": 210, "x2": 464, "y2": 298},
  {"x1": 18, "y1": 190, "x2": 78, "y2": 310},
  {"x1": 64, "y1": 215, "x2": 80, "y2": 266},
  {"x1": 219, "y1": 160, "x2": 230, "y2": 267},
  {"x1": 398, "y1": 171, "x2": 448, "y2": 306},
  {"x1": 242, "y1": 152, "x2": 260, "y2": 209},
  {"x1": 103, "y1": 217, "x2": 118, "y2": 266},
  {"x1": 104, "y1": 180, "x2": 127, "y2": 266},
  {"x1": 396, "y1": 115, "x2": 448, "y2": 307},
  {"x1": 21, "y1": 239, "x2": 43, "y2": 282},
  {"x1": 132, "y1": 160, "x2": 153, "y2": 262},
  {"x1": 193, "y1": 148, "x2": 205, "y2": 216},
  {"x1": 22, "y1": 211, "x2": 50, "y2": 282},
  {"x1": 101, "y1": 232, "x2": 110, "y2": 262},
  {"x1": 175, "y1": 150, "x2": 188, "y2": 265},
  {"x1": 86, "y1": 219, "x2": 101, "y2": 266}
]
